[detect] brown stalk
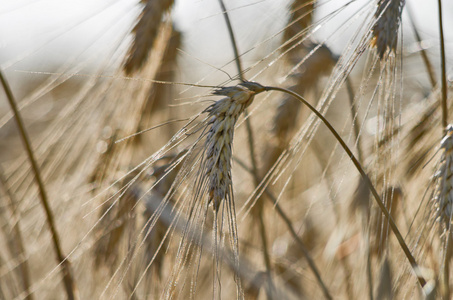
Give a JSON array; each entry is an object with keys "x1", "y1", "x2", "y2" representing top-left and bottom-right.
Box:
[
  {"x1": 0, "y1": 70, "x2": 77, "y2": 300},
  {"x1": 437, "y1": 0, "x2": 450, "y2": 293}
]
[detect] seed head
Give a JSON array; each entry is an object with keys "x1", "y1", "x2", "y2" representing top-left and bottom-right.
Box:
[
  {"x1": 371, "y1": 0, "x2": 405, "y2": 59},
  {"x1": 205, "y1": 84, "x2": 260, "y2": 211}
]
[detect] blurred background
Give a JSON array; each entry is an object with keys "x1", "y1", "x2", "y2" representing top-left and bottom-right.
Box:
[{"x1": 0, "y1": 1, "x2": 452, "y2": 299}]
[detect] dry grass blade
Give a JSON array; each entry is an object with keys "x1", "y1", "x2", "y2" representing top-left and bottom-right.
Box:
[
  {"x1": 207, "y1": 83, "x2": 264, "y2": 211},
  {"x1": 124, "y1": 0, "x2": 174, "y2": 74}
]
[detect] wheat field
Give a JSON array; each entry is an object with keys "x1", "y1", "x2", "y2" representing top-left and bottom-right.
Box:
[{"x1": 0, "y1": 0, "x2": 452, "y2": 299}]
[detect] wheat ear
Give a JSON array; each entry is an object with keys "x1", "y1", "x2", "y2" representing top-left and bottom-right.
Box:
[
  {"x1": 124, "y1": 0, "x2": 174, "y2": 74},
  {"x1": 437, "y1": 0, "x2": 448, "y2": 130},
  {"x1": 433, "y1": 125, "x2": 453, "y2": 298},
  {"x1": 371, "y1": 0, "x2": 405, "y2": 59}
]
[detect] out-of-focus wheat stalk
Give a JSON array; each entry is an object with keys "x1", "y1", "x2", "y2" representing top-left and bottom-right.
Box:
[
  {"x1": 139, "y1": 27, "x2": 181, "y2": 128},
  {"x1": 282, "y1": 0, "x2": 314, "y2": 58}
]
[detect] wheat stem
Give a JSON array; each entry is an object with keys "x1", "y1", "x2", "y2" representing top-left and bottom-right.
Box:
[
  {"x1": 264, "y1": 85, "x2": 427, "y2": 287},
  {"x1": 438, "y1": 0, "x2": 448, "y2": 130},
  {"x1": 0, "y1": 70, "x2": 77, "y2": 300}
]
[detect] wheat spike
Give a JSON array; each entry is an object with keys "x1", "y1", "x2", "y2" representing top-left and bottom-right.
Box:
[
  {"x1": 206, "y1": 83, "x2": 264, "y2": 211},
  {"x1": 371, "y1": 0, "x2": 405, "y2": 59},
  {"x1": 263, "y1": 43, "x2": 336, "y2": 173},
  {"x1": 124, "y1": 0, "x2": 174, "y2": 74}
]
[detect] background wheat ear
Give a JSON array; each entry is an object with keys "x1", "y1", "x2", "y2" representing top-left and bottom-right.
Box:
[
  {"x1": 371, "y1": 0, "x2": 405, "y2": 59},
  {"x1": 124, "y1": 0, "x2": 175, "y2": 75}
]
